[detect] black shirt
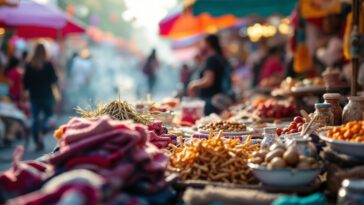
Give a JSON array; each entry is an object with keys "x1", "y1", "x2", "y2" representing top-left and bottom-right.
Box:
[
  {"x1": 199, "y1": 54, "x2": 225, "y2": 98},
  {"x1": 24, "y1": 61, "x2": 58, "y2": 100}
]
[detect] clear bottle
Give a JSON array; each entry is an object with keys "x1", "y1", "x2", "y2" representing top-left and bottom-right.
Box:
[
  {"x1": 260, "y1": 127, "x2": 278, "y2": 150},
  {"x1": 323, "y1": 93, "x2": 342, "y2": 125},
  {"x1": 290, "y1": 137, "x2": 317, "y2": 158},
  {"x1": 342, "y1": 96, "x2": 364, "y2": 124},
  {"x1": 338, "y1": 179, "x2": 364, "y2": 205},
  {"x1": 313, "y1": 103, "x2": 334, "y2": 127}
]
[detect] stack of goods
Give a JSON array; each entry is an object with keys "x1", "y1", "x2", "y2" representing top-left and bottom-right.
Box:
[
  {"x1": 166, "y1": 132, "x2": 259, "y2": 184},
  {"x1": 249, "y1": 144, "x2": 319, "y2": 169},
  {"x1": 2, "y1": 116, "x2": 175, "y2": 205},
  {"x1": 199, "y1": 121, "x2": 247, "y2": 132},
  {"x1": 253, "y1": 100, "x2": 296, "y2": 120},
  {"x1": 76, "y1": 100, "x2": 152, "y2": 125},
  {"x1": 276, "y1": 116, "x2": 305, "y2": 136},
  {"x1": 280, "y1": 77, "x2": 324, "y2": 90},
  {"x1": 326, "y1": 121, "x2": 364, "y2": 142},
  {"x1": 148, "y1": 120, "x2": 177, "y2": 148},
  {"x1": 76, "y1": 99, "x2": 177, "y2": 149}
]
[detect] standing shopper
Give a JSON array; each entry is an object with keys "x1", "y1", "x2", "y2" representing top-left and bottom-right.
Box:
[
  {"x1": 187, "y1": 34, "x2": 232, "y2": 115},
  {"x1": 23, "y1": 44, "x2": 59, "y2": 151},
  {"x1": 142, "y1": 49, "x2": 159, "y2": 95}
]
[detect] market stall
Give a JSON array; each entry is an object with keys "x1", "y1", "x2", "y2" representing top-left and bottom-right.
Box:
[{"x1": 1, "y1": 0, "x2": 364, "y2": 205}]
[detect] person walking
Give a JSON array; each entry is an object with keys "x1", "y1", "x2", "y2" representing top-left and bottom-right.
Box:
[
  {"x1": 142, "y1": 49, "x2": 159, "y2": 95},
  {"x1": 23, "y1": 43, "x2": 60, "y2": 151}
]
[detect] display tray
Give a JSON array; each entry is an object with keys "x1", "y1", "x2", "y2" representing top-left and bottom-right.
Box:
[
  {"x1": 198, "y1": 127, "x2": 254, "y2": 136},
  {"x1": 174, "y1": 178, "x2": 321, "y2": 195},
  {"x1": 319, "y1": 131, "x2": 364, "y2": 158},
  {"x1": 253, "y1": 116, "x2": 293, "y2": 123},
  {"x1": 291, "y1": 85, "x2": 326, "y2": 93}
]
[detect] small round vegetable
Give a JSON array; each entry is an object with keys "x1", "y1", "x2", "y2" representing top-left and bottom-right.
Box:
[
  {"x1": 254, "y1": 150, "x2": 268, "y2": 159},
  {"x1": 283, "y1": 148, "x2": 299, "y2": 166},
  {"x1": 269, "y1": 143, "x2": 286, "y2": 152},
  {"x1": 293, "y1": 116, "x2": 304, "y2": 123},
  {"x1": 249, "y1": 157, "x2": 263, "y2": 164},
  {"x1": 265, "y1": 149, "x2": 285, "y2": 162},
  {"x1": 268, "y1": 157, "x2": 286, "y2": 169}
]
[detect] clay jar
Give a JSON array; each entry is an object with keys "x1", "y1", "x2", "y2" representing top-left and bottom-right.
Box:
[
  {"x1": 342, "y1": 96, "x2": 364, "y2": 123},
  {"x1": 323, "y1": 93, "x2": 342, "y2": 125}
]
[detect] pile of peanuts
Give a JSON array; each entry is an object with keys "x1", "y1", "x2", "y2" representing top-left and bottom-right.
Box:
[{"x1": 200, "y1": 121, "x2": 247, "y2": 132}]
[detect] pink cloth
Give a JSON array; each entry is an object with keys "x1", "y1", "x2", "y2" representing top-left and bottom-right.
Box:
[
  {"x1": 2, "y1": 117, "x2": 171, "y2": 204},
  {"x1": 259, "y1": 57, "x2": 284, "y2": 82},
  {"x1": 0, "y1": 147, "x2": 53, "y2": 203},
  {"x1": 7, "y1": 68, "x2": 22, "y2": 100}
]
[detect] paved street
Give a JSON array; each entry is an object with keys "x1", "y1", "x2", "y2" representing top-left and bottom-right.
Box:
[{"x1": 0, "y1": 115, "x2": 69, "y2": 172}]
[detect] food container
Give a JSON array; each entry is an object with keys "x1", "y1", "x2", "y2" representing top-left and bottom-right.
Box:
[
  {"x1": 342, "y1": 96, "x2": 364, "y2": 123},
  {"x1": 323, "y1": 93, "x2": 342, "y2": 125},
  {"x1": 338, "y1": 179, "x2": 364, "y2": 205},
  {"x1": 260, "y1": 127, "x2": 278, "y2": 150},
  {"x1": 322, "y1": 68, "x2": 342, "y2": 88},
  {"x1": 248, "y1": 163, "x2": 321, "y2": 187},
  {"x1": 313, "y1": 103, "x2": 334, "y2": 127},
  {"x1": 289, "y1": 138, "x2": 317, "y2": 158},
  {"x1": 283, "y1": 132, "x2": 302, "y2": 145},
  {"x1": 151, "y1": 111, "x2": 175, "y2": 126},
  {"x1": 319, "y1": 131, "x2": 364, "y2": 158},
  {"x1": 181, "y1": 98, "x2": 205, "y2": 124}
]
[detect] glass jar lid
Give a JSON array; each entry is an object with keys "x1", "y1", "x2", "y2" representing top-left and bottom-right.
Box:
[
  {"x1": 315, "y1": 103, "x2": 332, "y2": 109},
  {"x1": 323, "y1": 93, "x2": 341, "y2": 100}
]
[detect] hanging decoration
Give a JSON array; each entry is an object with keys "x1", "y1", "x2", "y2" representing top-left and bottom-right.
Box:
[
  {"x1": 300, "y1": 0, "x2": 341, "y2": 19},
  {"x1": 293, "y1": 18, "x2": 313, "y2": 73}
]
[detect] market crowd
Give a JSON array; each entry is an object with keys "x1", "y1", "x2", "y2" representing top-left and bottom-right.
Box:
[{"x1": 177, "y1": 32, "x2": 363, "y2": 115}]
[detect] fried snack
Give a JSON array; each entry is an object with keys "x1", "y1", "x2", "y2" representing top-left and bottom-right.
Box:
[
  {"x1": 200, "y1": 121, "x2": 247, "y2": 132},
  {"x1": 166, "y1": 131, "x2": 259, "y2": 184},
  {"x1": 327, "y1": 121, "x2": 364, "y2": 143}
]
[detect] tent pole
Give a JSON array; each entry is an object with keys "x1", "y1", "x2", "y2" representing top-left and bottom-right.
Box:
[{"x1": 351, "y1": 0, "x2": 361, "y2": 96}]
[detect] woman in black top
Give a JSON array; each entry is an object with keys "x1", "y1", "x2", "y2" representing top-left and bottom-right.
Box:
[
  {"x1": 187, "y1": 34, "x2": 228, "y2": 114},
  {"x1": 24, "y1": 43, "x2": 59, "y2": 151}
]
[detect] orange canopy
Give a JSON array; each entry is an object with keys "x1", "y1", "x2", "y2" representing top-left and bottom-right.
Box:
[{"x1": 159, "y1": 11, "x2": 239, "y2": 40}]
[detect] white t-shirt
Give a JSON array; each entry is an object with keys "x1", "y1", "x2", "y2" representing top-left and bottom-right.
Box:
[{"x1": 71, "y1": 57, "x2": 93, "y2": 86}]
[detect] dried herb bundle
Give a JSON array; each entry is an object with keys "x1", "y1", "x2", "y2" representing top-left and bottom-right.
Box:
[{"x1": 76, "y1": 100, "x2": 151, "y2": 125}]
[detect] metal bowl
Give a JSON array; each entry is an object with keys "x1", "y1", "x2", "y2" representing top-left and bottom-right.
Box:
[{"x1": 248, "y1": 163, "x2": 321, "y2": 187}]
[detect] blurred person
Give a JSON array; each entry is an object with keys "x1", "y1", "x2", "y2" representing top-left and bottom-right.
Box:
[
  {"x1": 20, "y1": 50, "x2": 28, "y2": 68},
  {"x1": 142, "y1": 49, "x2": 159, "y2": 95},
  {"x1": 179, "y1": 64, "x2": 191, "y2": 96},
  {"x1": 258, "y1": 46, "x2": 284, "y2": 87},
  {"x1": 0, "y1": 56, "x2": 10, "y2": 98},
  {"x1": 66, "y1": 52, "x2": 78, "y2": 78},
  {"x1": 190, "y1": 53, "x2": 204, "y2": 81},
  {"x1": 246, "y1": 40, "x2": 268, "y2": 87},
  {"x1": 23, "y1": 43, "x2": 60, "y2": 151},
  {"x1": 5, "y1": 56, "x2": 23, "y2": 104},
  {"x1": 188, "y1": 34, "x2": 232, "y2": 115},
  {"x1": 69, "y1": 49, "x2": 93, "y2": 108}
]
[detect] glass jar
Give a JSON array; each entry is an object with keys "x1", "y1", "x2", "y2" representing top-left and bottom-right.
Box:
[
  {"x1": 338, "y1": 179, "x2": 364, "y2": 205},
  {"x1": 342, "y1": 96, "x2": 364, "y2": 124},
  {"x1": 290, "y1": 137, "x2": 317, "y2": 158},
  {"x1": 323, "y1": 93, "x2": 342, "y2": 125},
  {"x1": 313, "y1": 103, "x2": 334, "y2": 127},
  {"x1": 260, "y1": 127, "x2": 278, "y2": 150}
]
